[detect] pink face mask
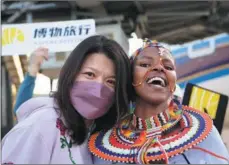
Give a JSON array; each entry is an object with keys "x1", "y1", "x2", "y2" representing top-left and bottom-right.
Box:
[{"x1": 70, "y1": 81, "x2": 115, "y2": 120}]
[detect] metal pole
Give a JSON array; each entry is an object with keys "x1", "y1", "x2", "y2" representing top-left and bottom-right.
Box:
[
  {"x1": 50, "y1": 79, "x2": 53, "y2": 92},
  {"x1": 26, "y1": 11, "x2": 33, "y2": 23}
]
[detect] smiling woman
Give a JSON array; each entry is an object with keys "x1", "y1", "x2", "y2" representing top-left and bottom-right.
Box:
[
  {"x1": 132, "y1": 45, "x2": 176, "y2": 116},
  {"x1": 89, "y1": 39, "x2": 229, "y2": 164}
]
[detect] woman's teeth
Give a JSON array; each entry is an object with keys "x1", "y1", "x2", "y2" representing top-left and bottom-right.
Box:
[{"x1": 146, "y1": 77, "x2": 166, "y2": 87}]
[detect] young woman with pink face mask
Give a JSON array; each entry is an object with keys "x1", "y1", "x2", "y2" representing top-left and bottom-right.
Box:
[{"x1": 1, "y1": 35, "x2": 132, "y2": 164}]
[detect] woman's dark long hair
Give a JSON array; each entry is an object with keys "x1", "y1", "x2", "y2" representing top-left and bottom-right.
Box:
[
  {"x1": 129, "y1": 56, "x2": 137, "y2": 102},
  {"x1": 53, "y1": 35, "x2": 132, "y2": 145}
]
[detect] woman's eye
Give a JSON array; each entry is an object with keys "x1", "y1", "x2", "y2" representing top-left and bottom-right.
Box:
[
  {"x1": 84, "y1": 72, "x2": 95, "y2": 78},
  {"x1": 140, "y1": 63, "x2": 150, "y2": 68},
  {"x1": 164, "y1": 66, "x2": 174, "y2": 71},
  {"x1": 107, "y1": 79, "x2": 116, "y2": 86}
]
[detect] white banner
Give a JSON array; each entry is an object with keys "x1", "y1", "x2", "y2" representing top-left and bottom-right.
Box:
[{"x1": 1, "y1": 19, "x2": 96, "y2": 56}]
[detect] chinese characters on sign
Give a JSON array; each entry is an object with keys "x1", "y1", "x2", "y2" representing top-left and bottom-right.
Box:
[
  {"x1": 2, "y1": 19, "x2": 96, "y2": 56},
  {"x1": 34, "y1": 25, "x2": 92, "y2": 38}
]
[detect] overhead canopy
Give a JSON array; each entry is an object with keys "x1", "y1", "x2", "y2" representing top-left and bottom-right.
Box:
[
  {"x1": 2, "y1": 1, "x2": 229, "y2": 44},
  {"x1": 1, "y1": 1, "x2": 229, "y2": 88}
]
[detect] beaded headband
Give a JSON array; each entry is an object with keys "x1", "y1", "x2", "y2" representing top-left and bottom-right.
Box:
[{"x1": 130, "y1": 38, "x2": 173, "y2": 61}]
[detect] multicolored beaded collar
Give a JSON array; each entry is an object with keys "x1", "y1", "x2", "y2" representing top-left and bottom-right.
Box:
[{"x1": 88, "y1": 106, "x2": 213, "y2": 164}]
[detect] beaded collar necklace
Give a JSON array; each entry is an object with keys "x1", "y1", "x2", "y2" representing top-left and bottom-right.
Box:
[{"x1": 89, "y1": 106, "x2": 213, "y2": 164}]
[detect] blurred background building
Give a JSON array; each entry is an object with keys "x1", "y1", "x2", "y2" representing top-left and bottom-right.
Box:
[{"x1": 1, "y1": 1, "x2": 229, "y2": 147}]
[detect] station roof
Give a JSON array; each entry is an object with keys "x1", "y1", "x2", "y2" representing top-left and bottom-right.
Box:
[
  {"x1": 2, "y1": 1, "x2": 229, "y2": 44},
  {"x1": 1, "y1": 1, "x2": 229, "y2": 88}
]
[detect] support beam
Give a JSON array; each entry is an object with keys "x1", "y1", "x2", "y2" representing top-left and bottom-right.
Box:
[
  {"x1": 6, "y1": 2, "x2": 34, "y2": 23},
  {"x1": 3, "y1": 2, "x2": 67, "y2": 15},
  {"x1": 137, "y1": 15, "x2": 148, "y2": 35},
  {"x1": 134, "y1": 1, "x2": 144, "y2": 13},
  {"x1": 205, "y1": 26, "x2": 224, "y2": 33},
  {"x1": 68, "y1": 1, "x2": 77, "y2": 20},
  {"x1": 151, "y1": 24, "x2": 206, "y2": 41},
  {"x1": 210, "y1": 1, "x2": 219, "y2": 15},
  {"x1": 74, "y1": 11, "x2": 105, "y2": 17},
  {"x1": 70, "y1": 5, "x2": 77, "y2": 20},
  {"x1": 6, "y1": 2, "x2": 56, "y2": 11},
  {"x1": 76, "y1": 0, "x2": 101, "y2": 8},
  {"x1": 148, "y1": 15, "x2": 201, "y2": 24},
  {"x1": 149, "y1": 19, "x2": 197, "y2": 32},
  {"x1": 26, "y1": 11, "x2": 33, "y2": 23},
  {"x1": 147, "y1": 2, "x2": 208, "y2": 13},
  {"x1": 95, "y1": 15, "x2": 124, "y2": 24},
  {"x1": 1, "y1": 3, "x2": 6, "y2": 11},
  {"x1": 146, "y1": 11, "x2": 209, "y2": 17}
]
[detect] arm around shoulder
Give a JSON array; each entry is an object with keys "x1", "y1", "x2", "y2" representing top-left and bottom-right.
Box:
[{"x1": 1, "y1": 125, "x2": 52, "y2": 164}]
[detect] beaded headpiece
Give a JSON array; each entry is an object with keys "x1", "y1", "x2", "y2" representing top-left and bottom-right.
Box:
[{"x1": 130, "y1": 38, "x2": 173, "y2": 61}]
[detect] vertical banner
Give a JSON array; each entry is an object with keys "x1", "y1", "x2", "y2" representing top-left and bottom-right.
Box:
[
  {"x1": 182, "y1": 83, "x2": 228, "y2": 134},
  {"x1": 2, "y1": 19, "x2": 95, "y2": 56}
]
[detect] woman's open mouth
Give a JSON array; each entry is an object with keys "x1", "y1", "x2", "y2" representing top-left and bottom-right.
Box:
[{"x1": 146, "y1": 76, "x2": 167, "y2": 88}]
